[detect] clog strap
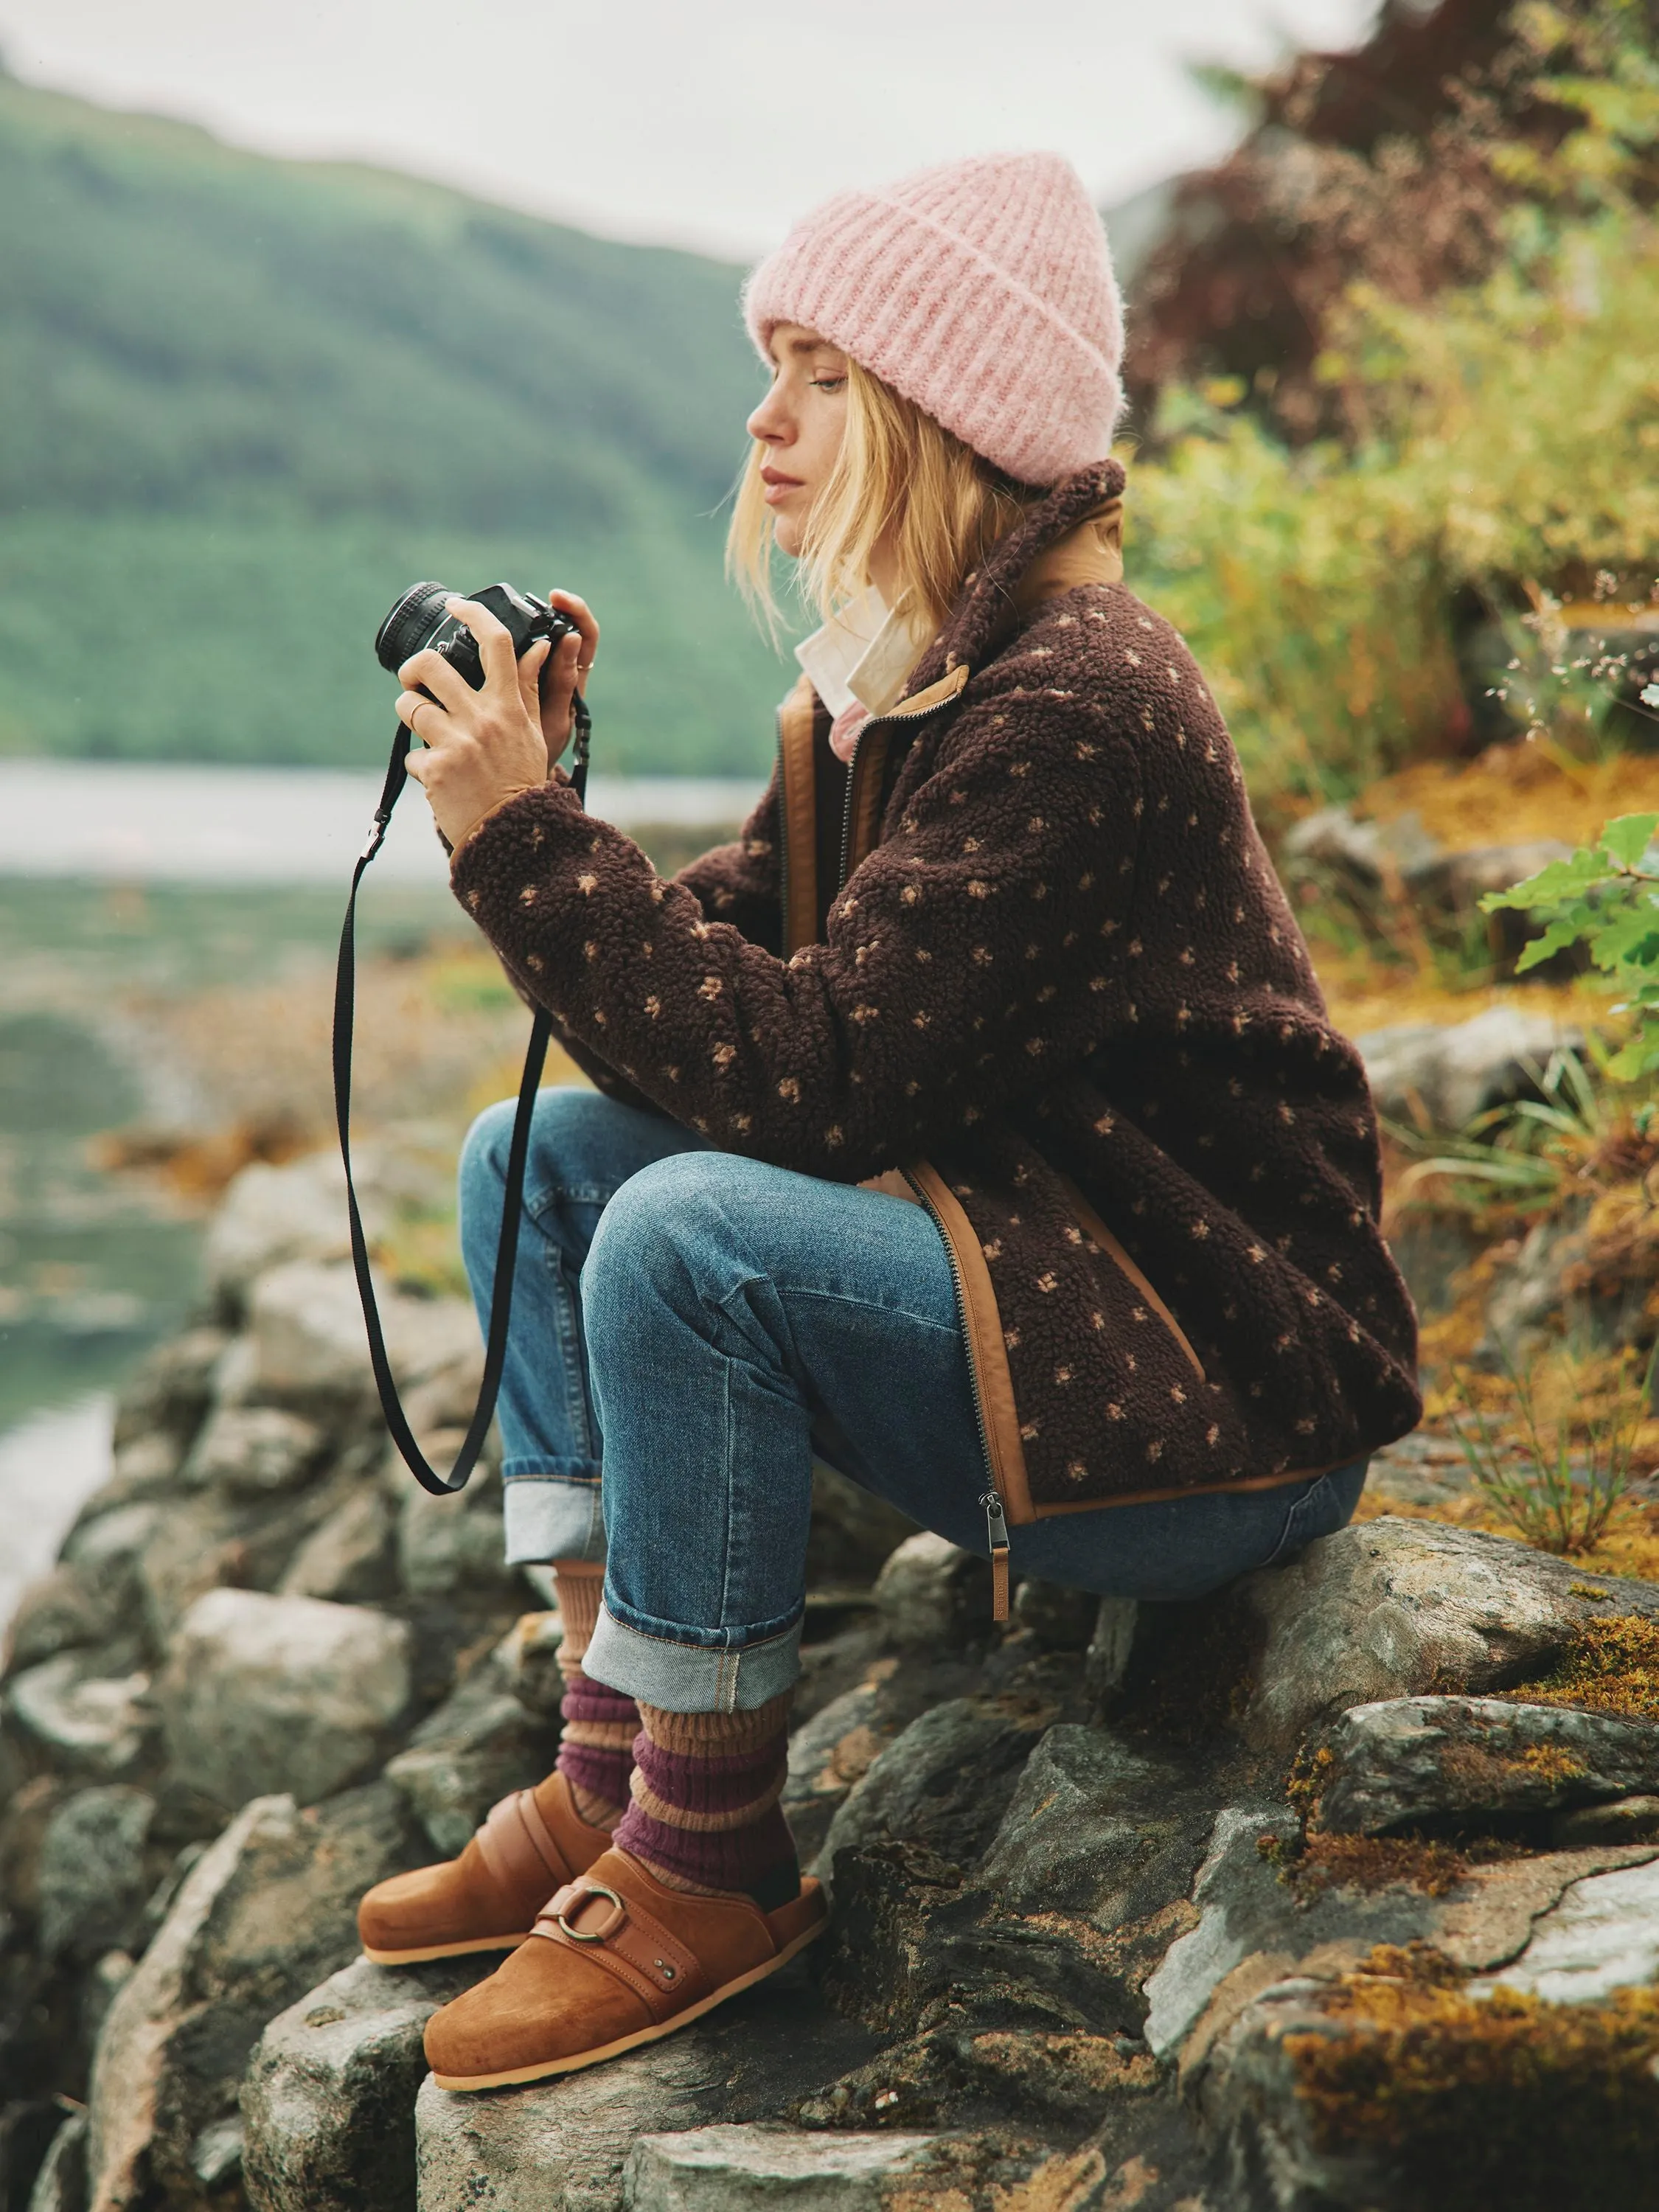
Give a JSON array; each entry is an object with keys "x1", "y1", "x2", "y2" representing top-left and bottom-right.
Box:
[
  {"x1": 532, "y1": 1877, "x2": 707, "y2": 2021},
  {"x1": 475, "y1": 1789, "x2": 569, "y2": 1899}
]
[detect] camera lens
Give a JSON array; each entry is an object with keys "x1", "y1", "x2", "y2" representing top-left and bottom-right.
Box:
[{"x1": 375, "y1": 582, "x2": 453, "y2": 675}]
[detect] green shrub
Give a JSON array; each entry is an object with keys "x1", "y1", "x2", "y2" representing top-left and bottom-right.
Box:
[{"x1": 1127, "y1": 13, "x2": 1659, "y2": 811}]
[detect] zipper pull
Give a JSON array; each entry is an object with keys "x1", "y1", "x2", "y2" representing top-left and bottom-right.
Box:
[{"x1": 981, "y1": 1490, "x2": 1010, "y2": 1624}]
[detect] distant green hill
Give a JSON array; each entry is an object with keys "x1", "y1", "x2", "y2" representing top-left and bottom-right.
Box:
[{"x1": 0, "y1": 69, "x2": 788, "y2": 773}]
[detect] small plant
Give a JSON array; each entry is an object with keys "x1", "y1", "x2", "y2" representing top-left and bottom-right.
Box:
[
  {"x1": 1483, "y1": 813, "x2": 1659, "y2": 1079},
  {"x1": 1446, "y1": 1334, "x2": 1658, "y2": 1555},
  {"x1": 1391, "y1": 1043, "x2": 1615, "y2": 1214}
]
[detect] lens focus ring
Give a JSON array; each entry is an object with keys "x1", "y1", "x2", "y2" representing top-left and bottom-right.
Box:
[{"x1": 375, "y1": 582, "x2": 453, "y2": 675}]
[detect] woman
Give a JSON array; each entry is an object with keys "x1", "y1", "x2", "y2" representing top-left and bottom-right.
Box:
[{"x1": 356, "y1": 151, "x2": 1420, "y2": 2089}]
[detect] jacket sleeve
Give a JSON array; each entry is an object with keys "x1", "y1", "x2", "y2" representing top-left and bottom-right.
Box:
[
  {"x1": 449, "y1": 673, "x2": 1144, "y2": 1183},
  {"x1": 669, "y1": 768, "x2": 785, "y2": 955}
]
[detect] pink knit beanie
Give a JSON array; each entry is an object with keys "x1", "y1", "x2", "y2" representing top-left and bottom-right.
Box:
[{"x1": 743, "y1": 151, "x2": 1123, "y2": 487}]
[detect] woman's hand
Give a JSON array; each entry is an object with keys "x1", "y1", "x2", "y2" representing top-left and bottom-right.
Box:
[
  {"x1": 396, "y1": 590, "x2": 597, "y2": 849},
  {"x1": 537, "y1": 588, "x2": 599, "y2": 767}
]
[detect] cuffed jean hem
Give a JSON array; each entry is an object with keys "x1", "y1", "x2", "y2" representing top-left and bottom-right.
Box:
[
  {"x1": 501, "y1": 1475, "x2": 606, "y2": 1567},
  {"x1": 584, "y1": 1602, "x2": 804, "y2": 1714}
]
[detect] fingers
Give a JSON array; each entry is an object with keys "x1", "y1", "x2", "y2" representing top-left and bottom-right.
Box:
[
  {"x1": 403, "y1": 746, "x2": 430, "y2": 786},
  {"x1": 446, "y1": 594, "x2": 517, "y2": 691},
  {"x1": 515, "y1": 636, "x2": 553, "y2": 724},
  {"x1": 396, "y1": 648, "x2": 472, "y2": 714},
  {"x1": 547, "y1": 590, "x2": 599, "y2": 687},
  {"x1": 394, "y1": 686, "x2": 442, "y2": 735}
]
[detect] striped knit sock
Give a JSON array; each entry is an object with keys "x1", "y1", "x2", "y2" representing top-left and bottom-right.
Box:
[
  {"x1": 551, "y1": 1562, "x2": 636, "y2": 1830},
  {"x1": 612, "y1": 1691, "x2": 799, "y2": 1913}
]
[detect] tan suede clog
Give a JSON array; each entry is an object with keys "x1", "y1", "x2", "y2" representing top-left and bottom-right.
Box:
[
  {"x1": 358, "y1": 1773, "x2": 611, "y2": 1964},
  {"x1": 422, "y1": 1846, "x2": 828, "y2": 2087}
]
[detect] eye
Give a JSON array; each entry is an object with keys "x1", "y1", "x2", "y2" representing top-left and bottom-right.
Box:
[{"x1": 810, "y1": 375, "x2": 847, "y2": 394}]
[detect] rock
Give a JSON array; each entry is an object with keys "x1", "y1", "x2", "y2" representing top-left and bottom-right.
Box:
[
  {"x1": 279, "y1": 1488, "x2": 399, "y2": 1604},
  {"x1": 237, "y1": 1262, "x2": 381, "y2": 1410},
  {"x1": 1551, "y1": 1794, "x2": 1659, "y2": 1847},
  {"x1": 242, "y1": 1955, "x2": 478, "y2": 2212},
  {"x1": 1195, "y1": 1874, "x2": 1659, "y2": 2212},
  {"x1": 6, "y1": 1653, "x2": 156, "y2": 1781},
  {"x1": 1010, "y1": 1578, "x2": 1097, "y2": 1652},
  {"x1": 383, "y1": 1654, "x2": 557, "y2": 1857},
  {"x1": 157, "y1": 1588, "x2": 413, "y2": 1812},
  {"x1": 785, "y1": 1683, "x2": 891, "y2": 1866},
  {"x1": 818, "y1": 1696, "x2": 1048, "y2": 1877},
  {"x1": 1236, "y1": 1516, "x2": 1659, "y2": 1758},
  {"x1": 1084, "y1": 1598, "x2": 1139, "y2": 1703},
  {"x1": 412, "y1": 1964, "x2": 877, "y2": 2212},
  {"x1": 190, "y1": 2117, "x2": 243, "y2": 2190},
  {"x1": 60, "y1": 1502, "x2": 164, "y2": 1573},
  {"x1": 4, "y1": 1564, "x2": 121, "y2": 1674},
  {"x1": 841, "y1": 1722, "x2": 1223, "y2": 2053},
  {"x1": 872, "y1": 1536, "x2": 992, "y2": 1653},
  {"x1": 0, "y1": 1775, "x2": 68, "y2": 1919},
  {"x1": 807, "y1": 1464, "x2": 918, "y2": 1587},
  {"x1": 183, "y1": 1407, "x2": 326, "y2": 1497},
  {"x1": 86, "y1": 1783, "x2": 422, "y2": 2212},
  {"x1": 976, "y1": 1725, "x2": 1212, "y2": 1924},
  {"x1": 622, "y1": 2125, "x2": 942, "y2": 2209},
  {"x1": 204, "y1": 1154, "x2": 364, "y2": 1312},
  {"x1": 136, "y1": 1477, "x2": 374, "y2": 1644},
  {"x1": 397, "y1": 1464, "x2": 515, "y2": 1600},
  {"x1": 1140, "y1": 1801, "x2": 1458, "y2": 2066},
  {"x1": 37, "y1": 1787, "x2": 156, "y2": 1961},
  {"x1": 1357, "y1": 1005, "x2": 1582, "y2": 1133},
  {"x1": 82, "y1": 1949, "x2": 136, "y2": 2053},
  {"x1": 1481, "y1": 1208, "x2": 1600, "y2": 1357},
  {"x1": 111, "y1": 1327, "x2": 229, "y2": 1454},
  {"x1": 133, "y1": 1499, "x2": 251, "y2": 1646},
  {"x1": 1281, "y1": 806, "x2": 1442, "y2": 902},
  {"x1": 495, "y1": 1611, "x2": 566, "y2": 1719},
  {"x1": 0, "y1": 2104, "x2": 66, "y2": 2212},
  {"x1": 1407, "y1": 840, "x2": 1578, "y2": 964},
  {"x1": 1316, "y1": 1697, "x2": 1659, "y2": 1837},
  {"x1": 1472, "y1": 1854, "x2": 1659, "y2": 2003},
  {"x1": 236, "y1": 1265, "x2": 480, "y2": 1416},
  {"x1": 27, "y1": 2110, "x2": 87, "y2": 2212}
]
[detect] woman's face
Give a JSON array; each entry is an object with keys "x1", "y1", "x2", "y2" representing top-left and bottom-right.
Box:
[{"x1": 746, "y1": 324, "x2": 849, "y2": 558}]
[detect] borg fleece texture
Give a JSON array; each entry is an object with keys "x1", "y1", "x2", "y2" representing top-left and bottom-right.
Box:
[{"x1": 451, "y1": 460, "x2": 1422, "y2": 1514}]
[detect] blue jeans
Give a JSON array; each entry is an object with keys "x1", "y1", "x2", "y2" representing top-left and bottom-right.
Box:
[{"x1": 459, "y1": 1087, "x2": 1368, "y2": 1711}]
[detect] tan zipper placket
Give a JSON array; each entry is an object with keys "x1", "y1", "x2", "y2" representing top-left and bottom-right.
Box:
[{"x1": 901, "y1": 1164, "x2": 1018, "y2": 1619}]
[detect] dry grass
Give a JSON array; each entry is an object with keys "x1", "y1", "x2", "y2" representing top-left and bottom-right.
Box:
[{"x1": 1357, "y1": 742, "x2": 1659, "y2": 857}]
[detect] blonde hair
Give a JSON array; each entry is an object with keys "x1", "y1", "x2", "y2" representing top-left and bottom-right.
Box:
[{"x1": 727, "y1": 358, "x2": 1037, "y2": 641}]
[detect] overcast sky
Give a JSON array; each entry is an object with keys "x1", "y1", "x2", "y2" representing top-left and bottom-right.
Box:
[{"x1": 0, "y1": 0, "x2": 1378, "y2": 261}]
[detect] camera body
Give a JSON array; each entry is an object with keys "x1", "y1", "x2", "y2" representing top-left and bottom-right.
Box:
[{"x1": 375, "y1": 580, "x2": 577, "y2": 693}]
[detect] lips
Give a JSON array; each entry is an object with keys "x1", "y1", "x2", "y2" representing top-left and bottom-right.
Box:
[{"x1": 760, "y1": 466, "x2": 804, "y2": 507}]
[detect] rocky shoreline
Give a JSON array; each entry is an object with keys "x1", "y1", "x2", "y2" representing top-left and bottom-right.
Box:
[{"x1": 6, "y1": 1148, "x2": 1659, "y2": 2211}]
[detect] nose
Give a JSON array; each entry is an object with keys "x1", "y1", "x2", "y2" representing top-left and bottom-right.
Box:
[{"x1": 746, "y1": 382, "x2": 791, "y2": 447}]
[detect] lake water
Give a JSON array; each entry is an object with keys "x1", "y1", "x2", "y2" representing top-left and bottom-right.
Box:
[
  {"x1": 0, "y1": 761, "x2": 765, "y2": 883},
  {"x1": 0, "y1": 1396, "x2": 114, "y2": 1630}
]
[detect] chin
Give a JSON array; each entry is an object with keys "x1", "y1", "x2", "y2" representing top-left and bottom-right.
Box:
[{"x1": 771, "y1": 516, "x2": 804, "y2": 559}]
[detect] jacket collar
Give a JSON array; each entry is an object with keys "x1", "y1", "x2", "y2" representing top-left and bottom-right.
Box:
[{"x1": 902, "y1": 459, "x2": 1127, "y2": 698}]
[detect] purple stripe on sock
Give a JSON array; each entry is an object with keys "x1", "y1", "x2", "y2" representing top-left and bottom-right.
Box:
[
  {"x1": 555, "y1": 1669, "x2": 639, "y2": 1812},
  {"x1": 613, "y1": 1717, "x2": 796, "y2": 1903}
]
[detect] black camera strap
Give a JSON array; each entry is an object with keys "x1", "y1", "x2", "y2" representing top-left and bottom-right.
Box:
[{"x1": 333, "y1": 699, "x2": 590, "y2": 1496}]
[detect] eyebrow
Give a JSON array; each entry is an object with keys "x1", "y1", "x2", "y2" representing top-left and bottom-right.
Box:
[{"x1": 782, "y1": 335, "x2": 844, "y2": 359}]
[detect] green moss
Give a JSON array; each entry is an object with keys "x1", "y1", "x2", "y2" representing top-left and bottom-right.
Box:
[{"x1": 1286, "y1": 1944, "x2": 1659, "y2": 2212}]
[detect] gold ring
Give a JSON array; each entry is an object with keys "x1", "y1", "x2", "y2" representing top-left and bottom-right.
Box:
[{"x1": 555, "y1": 1882, "x2": 625, "y2": 1941}]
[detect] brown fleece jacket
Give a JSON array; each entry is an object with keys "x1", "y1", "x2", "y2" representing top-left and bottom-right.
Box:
[{"x1": 452, "y1": 462, "x2": 1421, "y2": 1517}]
